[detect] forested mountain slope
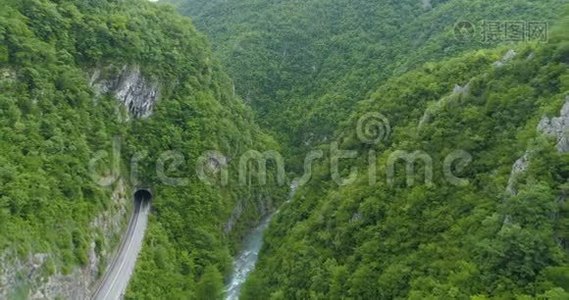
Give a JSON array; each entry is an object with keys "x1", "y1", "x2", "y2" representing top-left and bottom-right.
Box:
[
  {"x1": 0, "y1": 0, "x2": 285, "y2": 298},
  {"x1": 3, "y1": 0, "x2": 569, "y2": 299},
  {"x1": 241, "y1": 15, "x2": 569, "y2": 299},
  {"x1": 170, "y1": 0, "x2": 567, "y2": 168},
  {"x1": 164, "y1": 1, "x2": 569, "y2": 297}
]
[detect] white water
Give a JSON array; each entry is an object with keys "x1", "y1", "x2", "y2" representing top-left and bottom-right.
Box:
[
  {"x1": 225, "y1": 182, "x2": 298, "y2": 300},
  {"x1": 225, "y1": 215, "x2": 271, "y2": 300}
]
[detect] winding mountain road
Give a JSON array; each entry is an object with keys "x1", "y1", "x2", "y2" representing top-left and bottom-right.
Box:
[{"x1": 92, "y1": 191, "x2": 151, "y2": 300}]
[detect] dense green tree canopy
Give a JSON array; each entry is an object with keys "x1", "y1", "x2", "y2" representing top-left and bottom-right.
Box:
[
  {"x1": 171, "y1": 0, "x2": 566, "y2": 170},
  {"x1": 163, "y1": 1, "x2": 569, "y2": 296},
  {"x1": 239, "y1": 19, "x2": 569, "y2": 299},
  {"x1": 2, "y1": 0, "x2": 569, "y2": 298},
  {"x1": 0, "y1": 0, "x2": 286, "y2": 298}
]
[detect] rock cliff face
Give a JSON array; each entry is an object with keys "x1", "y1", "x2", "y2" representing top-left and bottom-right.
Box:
[
  {"x1": 0, "y1": 67, "x2": 160, "y2": 298},
  {"x1": 223, "y1": 195, "x2": 275, "y2": 235},
  {"x1": 0, "y1": 164, "x2": 130, "y2": 299},
  {"x1": 90, "y1": 66, "x2": 160, "y2": 119},
  {"x1": 506, "y1": 153, "x2": 530, "y2": 195},
  {"x1": 506, "y1": 96, "x2": 569, "y2": 195},
  {"x1": 538, "y1": 97, "x2": 569, "y2": 153},
  {"x1": 418, "y1": 83, "x2": 470, "y2": 129},
  {"x1": 493, "y1": 49, "x2": 517, "y2": 68}
]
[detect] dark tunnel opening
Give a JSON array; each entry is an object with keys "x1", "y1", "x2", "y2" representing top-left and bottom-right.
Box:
[{"x1": 134, "y1": 189, "x2": 152, "y2": 205}]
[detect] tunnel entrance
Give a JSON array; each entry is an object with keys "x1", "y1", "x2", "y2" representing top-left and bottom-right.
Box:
[{"x1": 134, "y1": 189, "x2": 152, "y2": 203}]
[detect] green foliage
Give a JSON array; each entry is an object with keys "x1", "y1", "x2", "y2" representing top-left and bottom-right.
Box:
[
  {"x1": 239, "y1": 28, "x2": 569, "y2": 298},
  {"x1": 196, "y1": 265, "x2": 225, "y2": 300},
  {"x1": 0, "y1": 0, "x2": 287, "y2": 297},
  {"x1": 171, "y1": 0, "x2": 567, "y2": 171},
  {"x1": 4, "y1": 0, "x2": 569, "y2": 298}
]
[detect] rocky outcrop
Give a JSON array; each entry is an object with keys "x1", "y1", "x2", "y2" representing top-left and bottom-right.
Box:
[
  {"x1": 224, "y1": 195, "x2": 275, "y2": 235},
  {"x1": 452, "y1": 84, "x2": 470, "y2": 95},
  {"x1": 506, "y1": 152, "x2": 530, "y2": 195},
  {"x1": 506, "y1": 96, "x2": 569, "y2": 195},
  {"x1": 421, "y1": 51, "x2": 516, "y2": 131},
  {"x1": 418, "y1": 83, "x2": 470, "y2": 129},
  {"x1": 502, "y1": 97, "x2": 569, "y2": 259},
  {"x1": 90, "y1": 66, "x2": 159, "y2": 119},
  {"x1": 0, "y1": 68, "x2": 15, "y2": 82},
  {"x1": 493, "y1": 49, "x2": 517, "y2": 68},
  {"x1": 0, "y1": 65, "x2": 160, "y2": 298},
  {"x1": 224, "y1": 201, "x2": 244, "y2": 234},
  {"x1": 421, "y1": 0, "x2": 432, "y2": 10},
  {"x1": 0, "y1": 180, "x2": 129, "y2": 299},
  {"x1": 537, "y1": 97, "x2": 569, "y2": 153}
]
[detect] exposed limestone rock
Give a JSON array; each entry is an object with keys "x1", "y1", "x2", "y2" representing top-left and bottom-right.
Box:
[
  {"x1": 0, "y1": 68, "x2": 15, "y2": 82},
  {"x1": 224, "y1": 201, "x2": 244, "y2": 234},
  {"x1": 419, "y1": 83, "x2": 470, "y2": 129},
  {"x1": 224, "y1": 195, "x2": 275, "y2": 235},
  {"x1": 0, "y1": 180, "x2": 129, "y2": 299},
  {"x1": 90, "y1": 66, "x2": 159, "y2": 119},
  {"x1": 453, "y1": 84, "x2": 469, "y2": 95},
  {"x1": 350, "y1": 212, "x2": 363, "y2": 223},
  {"x1": 506, "y1": 152, "x2": 530, "y2": 195},
  {"x1": 420, "y1": 0, "x2": 432, "y2": 10},
  {"x1": 506, "y1": 97, "x2": 569, "y2": 196},
  {"x1": 493, "y1": 49, "x2": 517, "y2": 68},
  {"x1": 537, "y1": 97, "x2": 569, "y2": 152}
]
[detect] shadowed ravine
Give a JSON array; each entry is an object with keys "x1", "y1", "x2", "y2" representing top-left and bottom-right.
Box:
[{"x1": 226, "y1": 182, "x2": 298, "y2": 300}]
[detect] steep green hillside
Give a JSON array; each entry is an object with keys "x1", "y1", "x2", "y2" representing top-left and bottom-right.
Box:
[
  {"x1": 3, "y1": 0, "x2": 569, "y2": 298},
  {"x1": 241, "y1": 16, "x2": 569, "y2": 299},
  {"x1": 170, "y1": 0, "x2": 566, "y2": 168},
  {"x1": 0, "y1": 0, "x2": 285, "y2": 298}
]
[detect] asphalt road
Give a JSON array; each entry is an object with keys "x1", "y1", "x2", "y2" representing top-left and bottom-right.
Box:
[{"x1": 92, "y1": 197, "x2": 150, "y2": 300}]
